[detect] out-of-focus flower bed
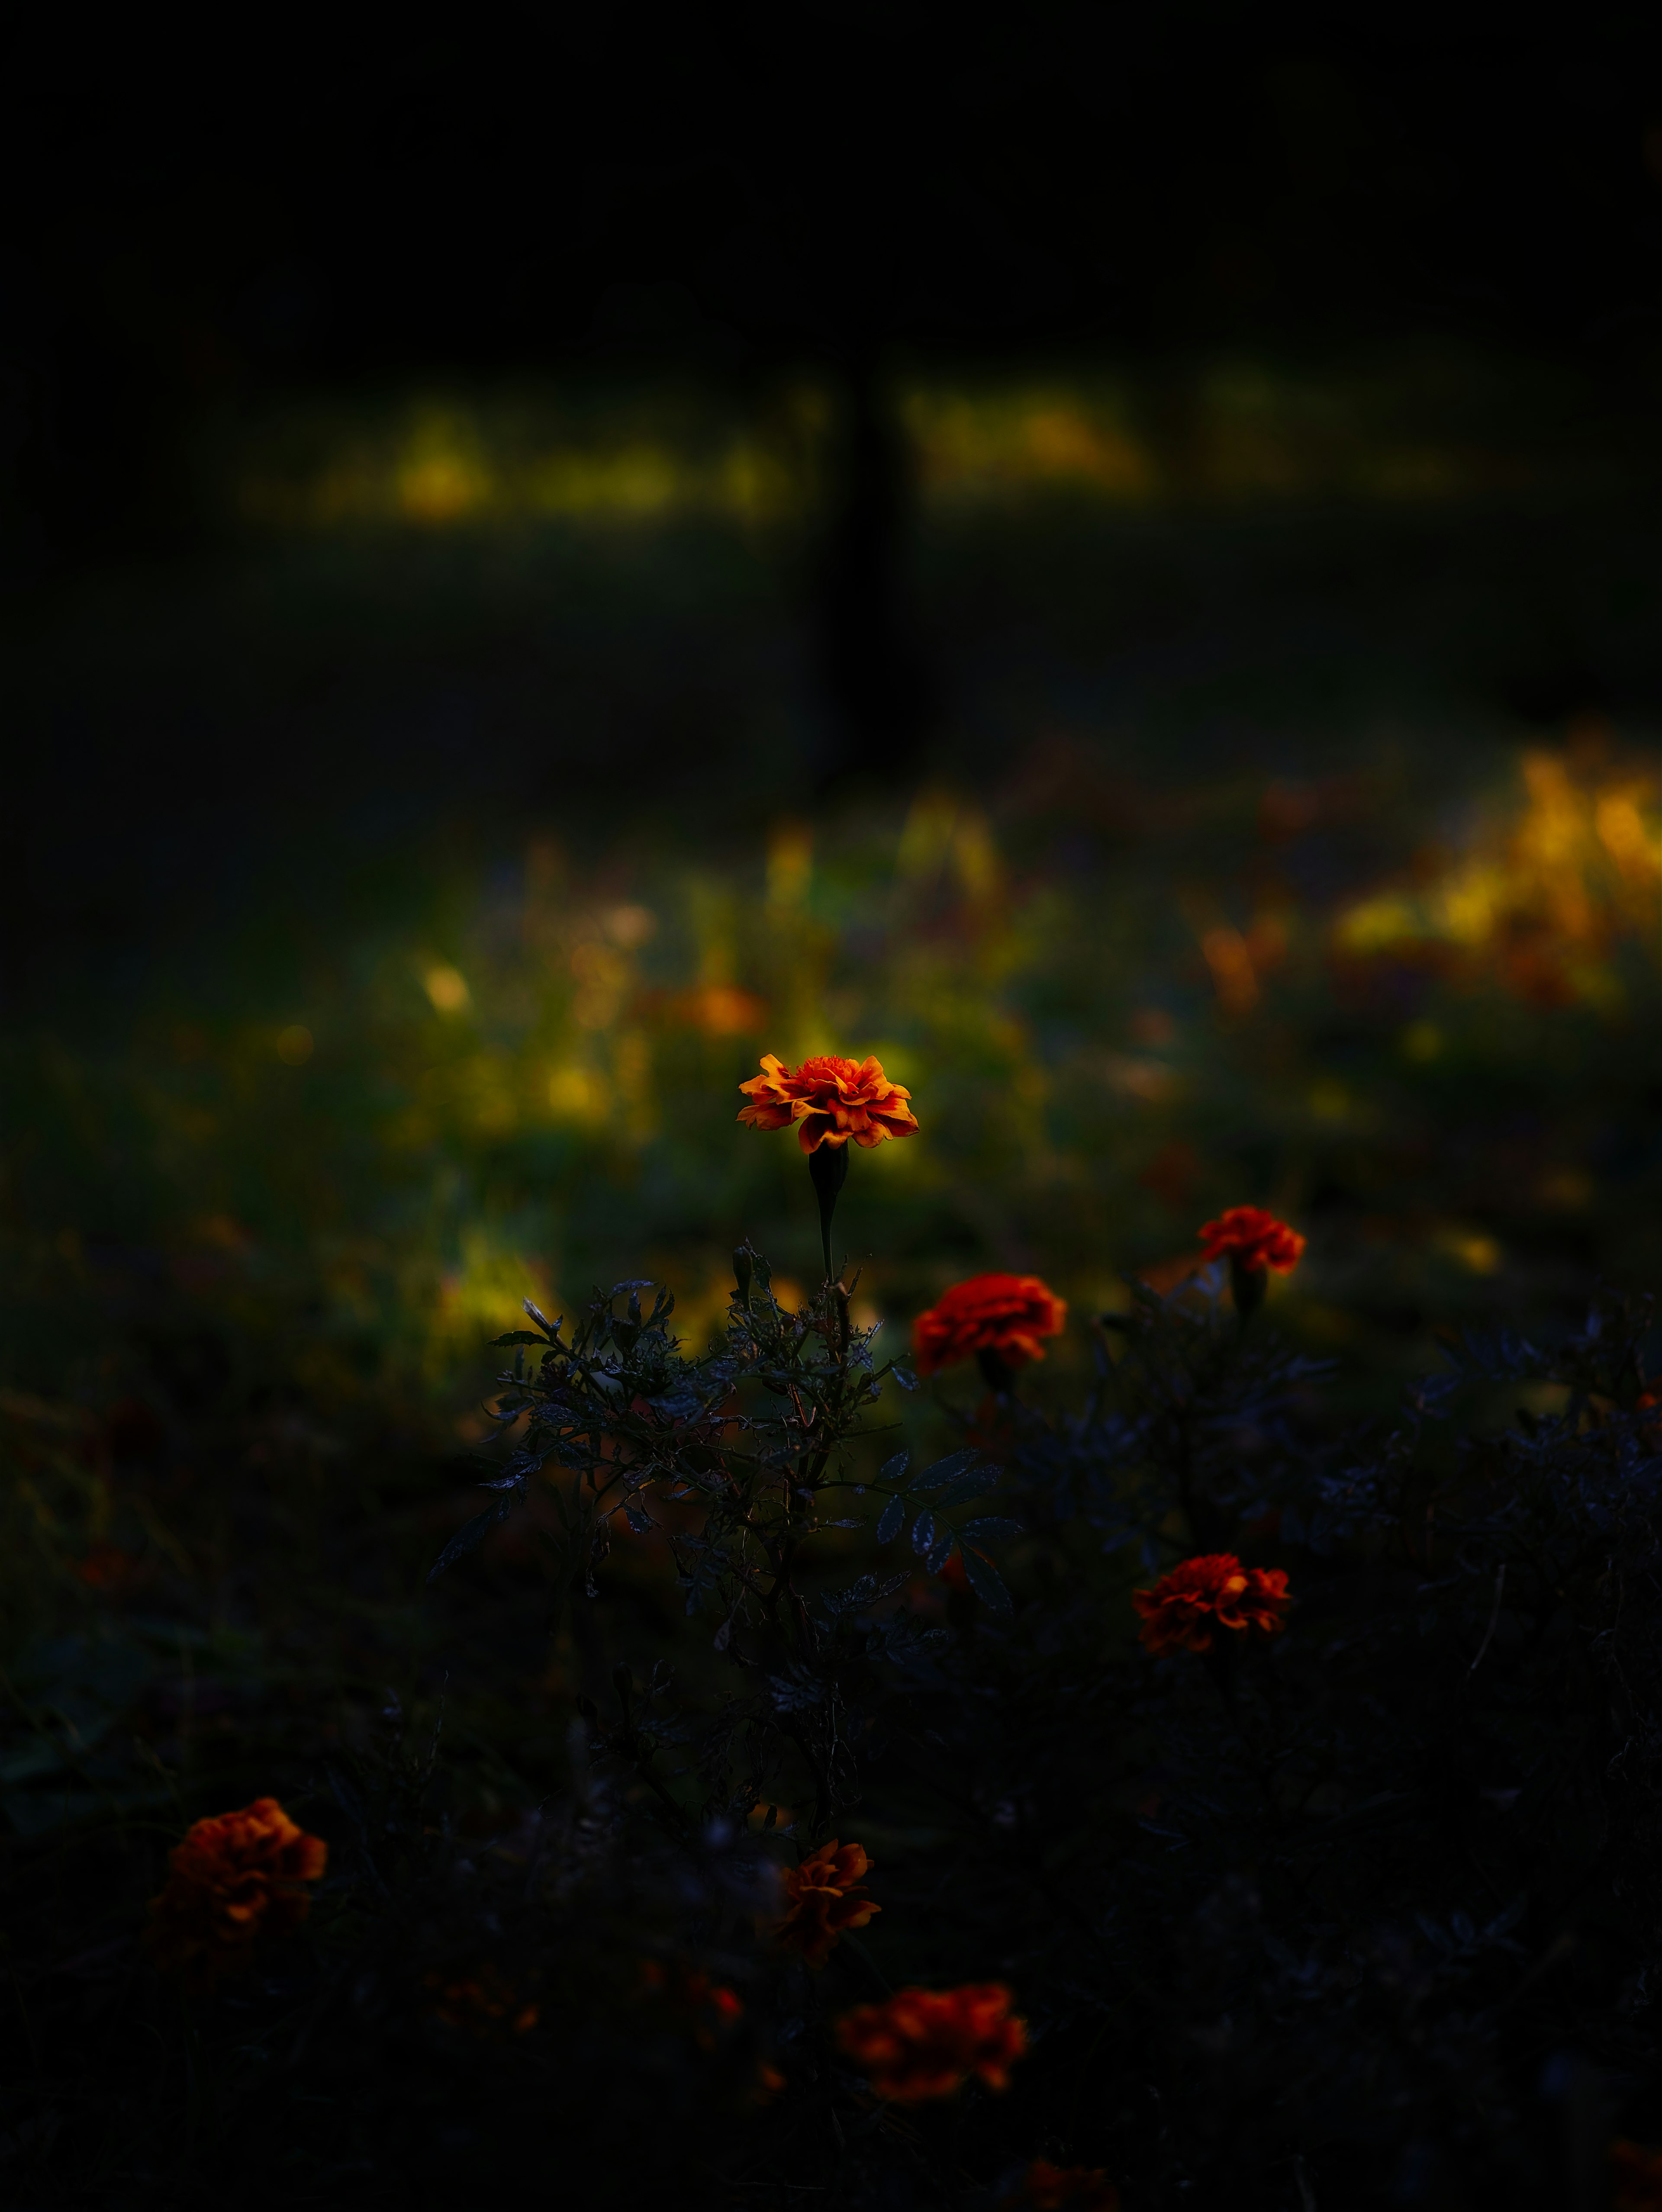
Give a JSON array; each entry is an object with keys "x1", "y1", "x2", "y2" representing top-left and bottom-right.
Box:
[{"x1": 11, "y1": 738, "x2": 1662, "y2": 1435}]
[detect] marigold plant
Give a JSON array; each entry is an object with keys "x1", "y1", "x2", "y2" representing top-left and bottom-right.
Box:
[
  {"x1": 835, "y1": 1982, "x2": 1027, "y2": 2102},
  {"x1": 775, "y1": 1838, "x2": 879, "y2": 1967},
  {"x1": 912, "y1": 1271, "x2": 1068, "y2": 1382},
  {"x1": 1133, "y1": 1552, "x2": 1292, "y2": 1656},
  {"x1": 1198, "y1": 1206, "x2": 1306, "y2": 1274},
  {"x1": 1198, "y1": 1205, "x2": 1305, "y2": 1314},
  {"x1": 738, "y1": 1050, "x2": 917, "y2": 1279},
  {"x1": 146, "y1": 1796, "x2": 327, "y2": 1984}
]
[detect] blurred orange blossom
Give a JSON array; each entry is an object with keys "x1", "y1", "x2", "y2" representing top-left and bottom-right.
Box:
[
  {"x1": 835, "y1": 1982, "x2": 1027, "y2": 2102},
  {"x1": 146, "y1": 1796, "x2": 327, "y2": 1984},
  {"x1": 1134, "y1": 1554, "x2": 1292, "y2": 1656},
  {"x1": 912, "y1": 1272, "x2": 1067, "y2": 1376},
  {"x1": 1198, "y1": 1206, "x2": 1305, "y2": 1275},
  {"x1": 775, "y1": 1838, "x2": 880, "y2": 1968}
]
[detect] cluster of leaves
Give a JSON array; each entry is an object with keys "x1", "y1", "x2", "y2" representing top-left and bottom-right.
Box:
[{"x1": 436, "y1": 1251, "x2": 1018, "y2": 1840}]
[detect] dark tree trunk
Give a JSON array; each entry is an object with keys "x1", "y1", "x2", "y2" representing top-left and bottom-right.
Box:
[{"x1": 813, "y1": 354, "x2": 935, "y2": 785}]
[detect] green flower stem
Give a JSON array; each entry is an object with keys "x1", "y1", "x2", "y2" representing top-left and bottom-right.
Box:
[{"x1": 807, "y1": 1140, "x2": 850, "y2": 1286}]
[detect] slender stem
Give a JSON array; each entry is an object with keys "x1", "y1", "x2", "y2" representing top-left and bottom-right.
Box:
[{"x1": 807, "y1": 1141, "x2": 850, "y2": 1286}]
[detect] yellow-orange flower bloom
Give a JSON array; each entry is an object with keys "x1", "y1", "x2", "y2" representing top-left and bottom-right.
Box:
[
  {"x1": 738, "y1": 1053, "x2": 918, "y2": 1155},
  {"x1": 1198, "y1": 1206, "x2": 1305, "y2": 1275},
  {"x1": 776, "y1": 1839, "x2": 880, "y2": 1968},
  {"x1": 912, "y1": 1273, "x2": 1067, "y2": 1376},
  {"x1": 1019, "y1": 2160, "x2": 1121, "y2": 2211},
  {"x1": 1133, "y1": 1553, "x2": 1292, "y2": 1656},
  {"x1": 146, "y1": 1797, "x2": 327, "y2": 1984},
  {"x1": 835, "y1": 1982, "x2": 1027, "y2": 2102}
]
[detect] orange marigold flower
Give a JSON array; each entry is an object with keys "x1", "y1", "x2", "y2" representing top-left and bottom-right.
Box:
[
  {"x1": 1613, "y1": 2139, "x2": 1662, "y2": 2212},
  {"x1": 1198, "y1": 1206, "x2": 1305, "y2": 1275},
  {"x1": 835, "y1": 1982, "x2": 1027, "y2": 2103},
  {"x1": 776, "y1": 1839, "x2": 880, "y2": 1968},
  {"x1": 1134, "y1": 1553, "x2": 1292, "y2": 1656},
  {"x1": 737, "y1": 1052, "x2": 918, "y2": 1155},
  {"x1": 146, "y1": 1796, "x2": 327, "y2": 1984},
  {"x1": 912, "y1": 1273, "x2": 1068, "y2": 1377},
  {"x1": 1019, "y1": 2159, "x2": 1121, "y2": 2211}
]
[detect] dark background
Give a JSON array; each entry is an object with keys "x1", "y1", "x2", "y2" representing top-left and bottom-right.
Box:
[{"x1": 6, "y1": 14, "x2": 1662, "y2": 1000}]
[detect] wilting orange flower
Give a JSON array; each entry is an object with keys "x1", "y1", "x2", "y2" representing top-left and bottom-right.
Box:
[
  {"x1": 1133, "y1": 1553, "x2": 1292, "y2": 1656},
  {"x1": 1018, "y1": 2160, "x2": 1121, "y2": 2211},
  {"x1": 738, "y1": 1053, "x2": 918, "y2": 1154},
  {"x1": 1198, "y1": 1206, "x2": 1305, "y2": 1275},
  {"x1": 146, "y1": 1797, "x2": 327, "y2": 1984},
  {"x1": 1613, "y1": 2139, "x2": 1662, "y2": 2212},
  {"x1": 912, "y1": 1273, "x2": 1068, "y2": 1376},
  {"x1": 835, "y1": 1983, "x2": 1027, "y2": 2102},
  {"x1": 776, "y1": 1839, "x2": 880, "y2": 1967}
]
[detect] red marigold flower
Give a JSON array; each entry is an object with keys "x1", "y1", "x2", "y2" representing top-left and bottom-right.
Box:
[
  {"x1": 1018, "y1": 2159, "x2": 1121, "y2": 2211},
  {"x1": 835, "y1": 1982, "x2": 1027, "y2": 2103},
  {"x1": 1133, "y1": 1553, "x2": 1292, "y2": 1656},
  {"x1": 145, "y1": 1797, "x2": 327, "y2": 1984},
  {"x1": 1613, "y1": 2140, "x2": 1662, "y2": 2212},
  {"x1": 1198, "y1": 1206, "x2": 1305, "y2": 1275},
  {"x1": 912, "y1": 1273, "x2": 1068, "y2": 1378},
  {"x1": 776, "y1": 1839, "x2": 880, "y2": 1968},
  {"x1": 737, "y1": 1052, "x2": 918, "y2": 1155}
]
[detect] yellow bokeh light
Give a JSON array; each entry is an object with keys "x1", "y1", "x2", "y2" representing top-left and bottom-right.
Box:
[
  {"x1": 424, "y1": 965, "x2": 471, "y2": 1015},
  {"x1": 548, "y1": 1066, "x2": 609, "y2": 1125},
  {"x1": 277, "y1": 1024, "x2": 314, "y2": 1065}
]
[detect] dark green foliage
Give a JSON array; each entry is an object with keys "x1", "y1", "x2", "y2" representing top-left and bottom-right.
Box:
[{"x1": 11, "y1": 1260, "x2": 1662, "y2": 2207}]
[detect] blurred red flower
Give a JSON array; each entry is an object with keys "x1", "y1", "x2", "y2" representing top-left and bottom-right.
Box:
[
  {"x1": 776, "y1": 1839, "x2": 880, "y2": 1967},
  {"x1": 1612, "y1": 2139, "x2": 1662, "y2": 2211},
  {"x1": 912, "y1": 1273, "x2": 1067, "y2": 1377},
  {"x1": 146, "y1": 1797, "x2": 326, "y2": 1984},
  {"x1": 1198, "y1": 1206, "x2": 1305, "y2": 1275},
  {"x1": 1018, "y1": 2159, "x2": 1121, "y2": 2210},
  {"x1": 835, "y1": 1982, "x2": 1027, "y2": 2102},
  {"x1": 738, "y1": 1053, "x2": 918, "y2": 1154},
  {"x1": 1134, "y1": 1553, "x2": 1292, "y2": 1656}
]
